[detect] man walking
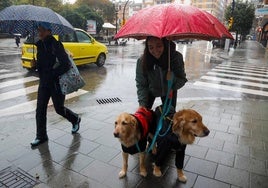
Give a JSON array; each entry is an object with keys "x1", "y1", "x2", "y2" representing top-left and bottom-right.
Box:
[{"x1": 31, "y1": 22, "x2": 81, "y2": 147}]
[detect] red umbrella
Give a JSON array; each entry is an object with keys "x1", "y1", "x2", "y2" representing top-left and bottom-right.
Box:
[{"x1": 115, "y1": 3, "x2": 233, "y2": 40}]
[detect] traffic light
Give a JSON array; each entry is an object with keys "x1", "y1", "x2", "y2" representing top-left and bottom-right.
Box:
[{"x1": 228, "y1": 17, "x2": 234, "y2": 30}]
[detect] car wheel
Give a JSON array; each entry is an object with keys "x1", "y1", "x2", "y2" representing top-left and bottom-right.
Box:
[{"x1": 96, "y1": 53, "x2": 106, "y2": 67}]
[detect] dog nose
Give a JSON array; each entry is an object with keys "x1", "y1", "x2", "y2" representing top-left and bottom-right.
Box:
[
  {"x1": 113, "y1": 132, "x2": 119, "y2": 138},
  {"x1": 204, "y1": 129, "x2": 210, "y2": 136}
]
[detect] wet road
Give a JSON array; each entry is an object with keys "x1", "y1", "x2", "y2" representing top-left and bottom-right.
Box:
[{"x1": 0, "y1": 40, "x2": 267, "y2": 117}]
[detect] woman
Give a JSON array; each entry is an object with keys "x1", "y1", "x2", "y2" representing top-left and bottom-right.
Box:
[
  {"x1": 136, "y1": 37, "x2": 187, "y2": 109},
  {"x1": 31, "y1": 22, "x2": 81, "y2": 147}
]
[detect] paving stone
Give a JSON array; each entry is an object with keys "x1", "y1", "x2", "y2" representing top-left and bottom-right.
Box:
[
  {"x1": 47, "y1": 129, "x2": 68, "y2": 141},
  {"x1": 220, "y1": 119, "x2": 240, "y2": 127},
  {"x1": 81, "y1": 118, "x2": 110, "y2": 131},
  {"x1": 205, "y1": 149, "x2": 235, "y2": 167},
  {"x1": 80, "y1": 160, "x2": 118, "y2": 183},
  {"x1": 219, "y1": 113, "x2": 233, "y2": 120},
  {"x1": 208, "y1": 123, "x2": 229, "y2": 132},
  {"x1": 88, "y1": 145, "x2": 120, "y2": 163},
  {"x1": 185, "y1": 144, "x2": 208, "y2": 159},
  {"x1": 45, "y1": 168, "x2": 95, "y2": 188},
  {"x1": 40, "y1": 141, "x2": 74, "y2": 163},
  {"x1": 109, "y1": 152, "x2": 138, "y2": 172},
  {"x1": 238, "y1": 136, "x2": 264, "y2": 150},
  {"x1": 224, "y1": 109, "x2": 241, "y2": 116},
  {"x1": 13, "y1": 152, "x2": 44, "y2": 171},
  {"x1": 95, "y1": 133, "x2": 119, "y2": 147},
  {"x1": 215, "y1": 165, "x2": 249, "y2": 188},
  {"x1": 70, "y1": 138, "x2": 100, "y2": 155},
  {"x1": 184, "y1": 157, "x2": 217, "y2": 178},
  {"x1": 137, "y1": 167, "x2": 197, "y2": 188},
  {"x1": 250, "y1": 173, "x2": 268, "y2": 188},
  {"x1": 203, "y1": 115, "x2": 221, "y2": 123},
  {"x1": 28, "y1": 160, "x2": 63, "y2": 182},
  {"x1": 54, "y1": 133, "x2": 81, "y2": 147},
  {"x1": 215, "y1": 132, "x2": 238, "y2": 143},
  {"x1": 251, "y1": 147, "x2": 268, "y2": 161},
  {"x1": 234, "y1": 155, "x2": 266, "y2": 176},
  {"x1": 230, "y1": 186, "x2": 241, "y2": 188},
  {"x1": 228, "y1": 127, "x2": 251, "y2": 137},
  {"x1": 193, "y1": 176, "x2": 230, "y2": 188},
  {"x1": 197, "y1": 137, "x2": 224, "y2": 150},
  {"x1": 60, "y1": 153, "x2": 94, "y2": 172},
  {"x1": 166, "y1": 153, "x2": 190, "y2": 168},
  {"x1": 223, "y1": 142, "x2": 250, "y2": 157},
  {"x1": 0, "y1": 145, "x2": 31, "y2": 162},
  {"x1": 103, "y1": 169, "x2": 141, "y2": 188},
  {"x1": 80, "y1": 129, "x2": 103, "y2": 141}
]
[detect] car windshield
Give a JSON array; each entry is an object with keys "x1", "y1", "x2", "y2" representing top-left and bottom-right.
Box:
[{"x1": 24, "y1": 36, "x2": 39, "y2": 44}]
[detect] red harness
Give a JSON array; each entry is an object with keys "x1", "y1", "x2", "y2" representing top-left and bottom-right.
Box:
[{"x1": 133, "y1": 108, "x2": 153, "y2": 138}]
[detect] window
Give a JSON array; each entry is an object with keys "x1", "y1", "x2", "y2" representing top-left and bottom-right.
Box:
[
  {"x1": 76, "y1": 31, "x2": 91, "y2": 43},
  {"x1": 60, "y1": 32, "x2": 76, "y2": 42}
]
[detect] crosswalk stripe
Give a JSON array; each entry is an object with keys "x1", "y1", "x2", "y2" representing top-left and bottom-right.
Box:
[
  {"x1": 194, "y1": 81, "x2": 268, "y2": 97},
  {"x1": 0, "y1": 72, "x2": 25, "y2": 79},
  {"x1": 219, "y1": 64, "x2": 268, "y2": 71},
  {"x1": 215, "y1": 66, "x2": 268, "y2": 74},
  {"x1": 0, "y1": 89, "x2": 88, "y2": 118},
  {"x1": 227, "y1": 62, "x2": 268, "y2": 68},
  {"x1": 207, "y1": 72, "x2": 268, "y2": 82},
  {"x1": 0, "y1": 69, "x2": 10, "y2": 73},
  {"x1": 0, "y1": 76, "x2": 39, "y2": 89},
  {"x1": 212, "y1": 68, "x2": 268, "y2": 78},
  {"x1": 0, "y1": 85, "x2": 39, "y2": 102},
  {"x1": 200, "y1": 76, "x2": 268, "y2": 89}
]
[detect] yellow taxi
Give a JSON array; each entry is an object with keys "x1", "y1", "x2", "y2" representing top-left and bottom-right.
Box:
[{"x1": 21, "y1": 28, "x2": 108, "y2": 70}]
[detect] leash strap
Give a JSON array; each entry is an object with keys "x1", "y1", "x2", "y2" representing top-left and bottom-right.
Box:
[
  {"x1": 147, "y1": 72, "x2": 174, "y2": 153},
  {"x1": 135, "y1": 142, "x2": 141, "y2": 153}
]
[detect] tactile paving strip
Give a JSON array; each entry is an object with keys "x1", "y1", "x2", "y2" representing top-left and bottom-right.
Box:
[{"x1": 0, "y1": 166, "x2": 40, "y2": 188}]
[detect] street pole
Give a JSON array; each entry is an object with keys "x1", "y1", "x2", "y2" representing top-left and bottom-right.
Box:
[
  {"x1": 115, "y1": 10, "x2": 118, "y2": 34},
  {"x1": 122, "y1": 0, "x2": 130, "y2": 26}
]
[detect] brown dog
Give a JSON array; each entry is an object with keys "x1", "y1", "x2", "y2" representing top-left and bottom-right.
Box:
[
  {"x1": 153, "y1": 109, "x2": 210, "y2": 182},
  {"x1": 113, "y1": 108, "x2": 155, "y2": 178}
]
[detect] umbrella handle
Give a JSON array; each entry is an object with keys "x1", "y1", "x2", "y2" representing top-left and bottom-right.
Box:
[{"x1": 166, "y1": 40, "x2": 172, "y2": 80}]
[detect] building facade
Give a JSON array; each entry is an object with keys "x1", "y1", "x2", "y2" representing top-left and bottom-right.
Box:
[
  {"x1": 255, "y1": 0, "x2": 268, "y2": 48},
  {"x1": 191, "y1": 0, "x2": 227, "y2": 22}
]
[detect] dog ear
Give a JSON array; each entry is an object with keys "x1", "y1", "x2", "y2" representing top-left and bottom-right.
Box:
[
  {"x1": 172, "y1": 113, "x2": 185, "y2": 133},
  {"x1": 130, "y1": 116, "x2": 138, "y2": 127}
]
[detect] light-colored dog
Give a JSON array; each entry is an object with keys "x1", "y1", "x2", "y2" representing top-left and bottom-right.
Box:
[
  {"x1": 113, "y1": 108, "x2": 155, "y2": 178},
  {"x1": 153, "y1": 109, "x2": 210, "y2": 182}
]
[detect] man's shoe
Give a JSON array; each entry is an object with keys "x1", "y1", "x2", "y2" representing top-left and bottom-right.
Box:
[
  {"x1": 72, "y1": 117, "x2": 81, "y2": 134},
  {"x1": 30, "y1": 138, "x2": 48, "y2": 147}
]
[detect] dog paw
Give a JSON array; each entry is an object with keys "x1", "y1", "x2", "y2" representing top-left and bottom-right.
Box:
[
  {"x1": 118, "y1": 170, "x2": 127, "y2": 178},
  {"x1": 153, "y1": 166, "x2": 162, "y2": 177},
  {"x1": 178, "y1": 175, "x2": 187, "y2": 183},
  {"x1": 140, "y1": 170, "x2": 147, "y2": 177}
]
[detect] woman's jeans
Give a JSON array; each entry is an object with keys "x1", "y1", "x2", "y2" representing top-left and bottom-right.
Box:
[{"x1": 35, "y1": 82, "x2": 78, "y2": 140}]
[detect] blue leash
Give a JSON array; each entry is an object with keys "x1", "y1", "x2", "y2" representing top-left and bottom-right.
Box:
[{"x1": 146, "y1": 73, "x2": 174, "y2": 153}]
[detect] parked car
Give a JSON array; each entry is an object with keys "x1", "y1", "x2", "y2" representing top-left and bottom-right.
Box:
[
  {"x1": 21, "y1": 28, "x2": 108, "y2": 70},
  {"x1": 176, "y1": 39, "x2": 193, "y2": 44}
]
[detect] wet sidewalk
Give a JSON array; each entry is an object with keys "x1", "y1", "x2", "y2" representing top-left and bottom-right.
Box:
[{"x1": 0, "y1": 99, "x2": 267, "y2": 188}]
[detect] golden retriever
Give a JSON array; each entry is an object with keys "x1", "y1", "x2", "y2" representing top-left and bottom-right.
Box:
[
  {"x1": 113, "y1": 108, "x2": 155, "y2": 178},
  {"x1": 153, "y1": 108, "x2": 210, "y2": 182}
]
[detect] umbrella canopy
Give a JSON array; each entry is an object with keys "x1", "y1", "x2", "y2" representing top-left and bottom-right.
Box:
[
  {"x1": 0, "y1": 5, "x2": 74, "y2": 36},
  {"x1": 115, "y1": 3, "x2": 233, "y2": 40},
  {"x1": 103, "y1": 22, "x2": 116, "y2": 29}
]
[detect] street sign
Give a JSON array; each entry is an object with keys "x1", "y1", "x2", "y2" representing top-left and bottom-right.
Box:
[
  {"x1": 87, "y1": 20, "x2": 96, "y2": 34},
  {"x1": 255, "y1": 8, "x2": 268, "y2": 16}
]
